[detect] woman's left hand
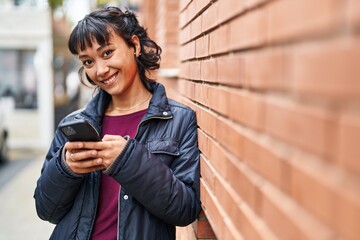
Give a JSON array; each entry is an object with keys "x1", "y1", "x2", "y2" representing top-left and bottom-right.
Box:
[{"x1": 82, "y1": 134, "x2": 128, "y2": 169}]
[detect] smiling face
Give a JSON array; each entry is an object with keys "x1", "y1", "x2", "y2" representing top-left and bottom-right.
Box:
[{"x1": 78, "y1": 32, "x2": 142, "y2": 98}]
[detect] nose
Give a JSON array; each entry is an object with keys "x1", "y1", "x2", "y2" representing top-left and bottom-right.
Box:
[{"x1": 96, "y1": 60, "x2": 110, "y2": 78}]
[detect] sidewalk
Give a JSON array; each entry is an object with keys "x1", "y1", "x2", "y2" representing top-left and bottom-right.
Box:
[{"x1": 0, "y1": 156, "x2": 54, "y2": 240}]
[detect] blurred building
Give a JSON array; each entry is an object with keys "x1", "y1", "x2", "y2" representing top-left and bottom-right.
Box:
[{"x1": 0, "y1": 0, "x2": 54, "y2": 150}]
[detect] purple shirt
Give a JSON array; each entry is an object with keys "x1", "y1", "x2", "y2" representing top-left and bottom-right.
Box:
[{"x1": 91, "y1": 109, "x2": 147, "y2": 240}]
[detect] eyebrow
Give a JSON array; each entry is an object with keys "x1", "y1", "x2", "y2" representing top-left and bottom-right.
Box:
[{"x1": 78, "y1": 43, "x2": 113, "y2": 59}]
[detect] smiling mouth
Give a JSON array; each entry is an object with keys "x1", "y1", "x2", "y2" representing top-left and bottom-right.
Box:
[{"x1": 102, "y1": 73, "x2": 118, "y2": 85}]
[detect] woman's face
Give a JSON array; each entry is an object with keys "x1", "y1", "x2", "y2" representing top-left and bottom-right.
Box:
[{"x1": 78, "y1": 32, "x2": 141, "y2": 97}]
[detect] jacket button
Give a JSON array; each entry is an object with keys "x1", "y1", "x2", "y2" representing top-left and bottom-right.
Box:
[
  {"x1": 124, "y1": 195, "x2": 129, "y2": 200},
  {"x1": 163, "y1": 111, "x2": 168, "y2": 116}
]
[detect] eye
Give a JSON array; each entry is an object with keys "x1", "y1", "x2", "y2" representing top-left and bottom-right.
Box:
[
  {"x1": 103, "y1": 50, "x2": 113, "y2": 58},
  {"x1": 82, "y1": 60, "x2": 93, "y2": 67}
]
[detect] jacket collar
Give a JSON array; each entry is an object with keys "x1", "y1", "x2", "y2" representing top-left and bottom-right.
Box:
[
  {"x1": 145, "y1": 82, "x2": 172, "y2": 119},
  {"x1": 80, "y1": 82, "x2": 172, "y2": 127}
]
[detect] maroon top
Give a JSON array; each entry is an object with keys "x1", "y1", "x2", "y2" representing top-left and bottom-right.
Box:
[{"x1": 91, "y1": 109, "x2": 147, "y2": 240}]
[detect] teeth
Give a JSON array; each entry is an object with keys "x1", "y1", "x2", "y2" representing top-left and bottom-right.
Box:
[{"x1": 103, "y1": 74, "x2": 116, "y2": 84}]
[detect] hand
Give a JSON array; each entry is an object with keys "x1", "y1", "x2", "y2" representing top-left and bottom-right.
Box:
[
  {"x1": 65, "y1": 142, "x2": 103, "y2": 174},
  {"x1": 65, "y1": 134, "x2": 128, "y2": 174}
]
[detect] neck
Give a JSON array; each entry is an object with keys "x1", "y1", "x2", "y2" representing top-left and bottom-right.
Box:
[
  {"x1": 109, "y1": 89, "x2": 152, "y2": 113},
  {"x1": 114, "y1": 94, "x2": 151, "y2": 111}
]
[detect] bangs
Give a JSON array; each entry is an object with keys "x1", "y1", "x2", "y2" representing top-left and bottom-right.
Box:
[{"x1": 68, "y1": 17, "x2": 111, "y2": 54}]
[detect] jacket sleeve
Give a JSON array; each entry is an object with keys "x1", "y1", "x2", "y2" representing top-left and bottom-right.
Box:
[
  {"x1": 34, "y1": 128, "x2": 85, "y2": 224},
  {"x1": 108, "y1": 112, "x2": 201, "y2": 226}
]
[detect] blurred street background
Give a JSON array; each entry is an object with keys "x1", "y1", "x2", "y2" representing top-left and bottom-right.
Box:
[{"x1": 0, "y1": 150, "x2": 54, "y2": 240}]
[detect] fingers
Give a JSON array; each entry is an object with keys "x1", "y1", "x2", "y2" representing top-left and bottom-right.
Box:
[
  {"x1": 66, "y1": 149, "x2": 103, "y2": 174},
  {"x1": 64, "y1": 135, "x2": 127, "y2": 174},
  {"x1": 69, "y1": 149, "x2": 98, "y2": 161},
  {"x1": 68, "y1": 160, "x2": 104, "y2": 174},
  {"x1": 65, "y1": 141, "x2": 84, "y2": 151},
  {"x1": 102, "y1": 134, "x2": 124, "y2": 141}
]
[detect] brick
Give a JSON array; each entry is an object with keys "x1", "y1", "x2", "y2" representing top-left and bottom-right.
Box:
[
  {"x1": 261, "y1": 183, "x2": 334, "y2": 240},
  {"x1": 202, "y1": 1, "x2": 219, "y2": 32},
  {"x1": 197, "y1": 129, "x2": 209, "y2": 156},
  {"x1": 190, "y1": 15, "x2": 202, "y2": 40},
  {"x1": 208, "y1": 134, "x2": 229, "y2": 179},
  {"x1": 264, "y1": 97, "x2": 337, "y2": 160},
  {"x1": 200, "y1": 155, "x2": 216, "y2": 192},
  {"x1": 187, "y1": 0, "x2": 198, "y2": 22},
  {"x1": 179, "y1": 42, "x2": 195, "y2": 61},
  {"x1": 194, "y1": 0, "x2": 211, "y2": 17},
  {"x1": 229, "y1": 8, "x2": 267, "y2": 51},
  {"x1": 179, "y1": 24, "x2": 191, "y2": 44},
  {"x1": 179, "y1": 0, "x2": 190, "y2": 12},
  {"x1": 214, "y1": 172, "x2": 242, "y2": 230},
  {"x1": 179, "y1": 8, "x2": 188, "y2": 29},
  {"x1": 215, "y1": 116, "x2": 244, "y2": 160},
  {"x1": 207, "y1": 86, "x2": 230, "y2": 117},
  {"x1": 216, "y1": 56, "x2": 245, "y2": 86},
  {"x1": 290, "y1": 152, "x2": 338, "y2": 230},
  {"x1": 245, "y1": 49, "x2": 291, "y2": 91},
  {"x1": 216, "y1": 158, "x2": 276, "y2": 240},
  {"x1": 200, "y1": 58, "x2": 217, "y2": 83},
  {"x1": 224, "y1": 89, "x2": 265, "y2": 130},
  {"x1": 209, "y1": 25, "x2": 229, "y2": 55},
  {"x1": 239, "y1": 202, "x2": 278, "y2": 240},
  {"x1": 201, "y1": 179, "x2": 224, "y2": 239},
  {"x1": 189, "y1": 60, "x2": 201, "y2": 80},
  {"x1": 195, "y1": 34, "x2": 209, "y2": 58},
  {"x1": 195, "y1": 217, "x2": 216, "y2": 239},
  {"x1": 239, "y1": 92, "x2": 265, "y2": 131},
  {"x1": 337, "y1": 113, "x2": 360, "y2": 175},
  {"x1": 243, "y1": 133, "x2": 286, "y2": 192},
  {"x1": 192, "y1": 210, "x2": 216, "y2": 239},
  {"x1": 218, "y1": 0, "x2": 246, "y2": 24},
  {"x1": 227, "y1": 89, "x2": 244, "y2": 122},
  {"x1": 179, "y1": 62, "x2": 190, "y2": 79},
  {"x1": 196, "y1": 105, "x2": 218, "y2": 138},
  {"x1": 194, "y1": 82, "x2": 208, "y2": 105},
  {"x1": 334, "y1": 177, "x2": 360, "y2": 240},
  {"x1": 290, "y1": 152, "x2": 360, "y2": 240},
  {"x1": 226, "y1": 153, "x2": 263, "y2": 213},
  {"x1": 223, "y1": 218, "x2": 244, "y2": 240},
  {"x1": 215, "y1": 186, "x2": 246, "y2": 240},
  {"x1": 200, "y1": 178, "x2": 208, "y2": 207},
  {"x1": 178, "y1": 79, "x2": 195, "y2": 100},
  {"x1": 292, "y1": 39, "x2": 360, "y2": 99},
  {"x1": 246, "y1": 0, "x2": 270, "y2": 9},
  {"x1": 268, "y1": 0, "x2": 341, "y2": 43}
]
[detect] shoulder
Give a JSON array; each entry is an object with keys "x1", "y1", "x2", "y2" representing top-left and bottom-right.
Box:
[
  {"x1": 168, "y1": 99, "x2": 195, "y2": 115},
  {"x1": 57, "y1": 108, "x2": 85, "y2": 126},
  {"x1": 167, "y1": 99, "x2": 197, "y2": 126}
]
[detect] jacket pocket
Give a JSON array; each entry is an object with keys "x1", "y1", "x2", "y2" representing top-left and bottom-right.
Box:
[
  {"x1": 147, "y1": 139, "x2": 180, "y2": 166},
  {"x1": 147, "y1": 139, "x2": 180, "y2": 155}
]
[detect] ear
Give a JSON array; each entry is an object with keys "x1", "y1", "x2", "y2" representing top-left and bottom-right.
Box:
[{"x1": 131, "y1": 35, "x2": 141, "y2": 56}]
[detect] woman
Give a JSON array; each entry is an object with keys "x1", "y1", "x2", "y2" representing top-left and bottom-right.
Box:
[{"x1": 34, "y1": 6, "x2": 201, "y2": 240}]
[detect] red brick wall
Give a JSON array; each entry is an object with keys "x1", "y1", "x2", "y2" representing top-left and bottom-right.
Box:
[{"x1": 140, "y1": 0, "x2": 360, "y2": 239}]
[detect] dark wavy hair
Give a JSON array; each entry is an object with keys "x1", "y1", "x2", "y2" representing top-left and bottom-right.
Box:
[{"x1": 68, "y1": 6, "x2": 162, "y2": 90}]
